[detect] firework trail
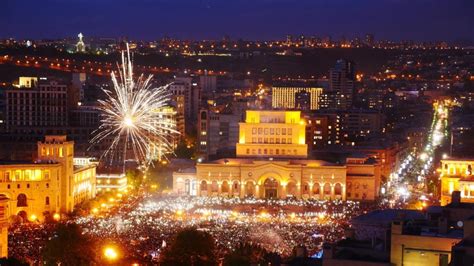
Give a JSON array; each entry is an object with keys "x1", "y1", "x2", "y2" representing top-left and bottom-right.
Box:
[{"x1": 91, "y1": 43, "x2": 177, "y2": 165}]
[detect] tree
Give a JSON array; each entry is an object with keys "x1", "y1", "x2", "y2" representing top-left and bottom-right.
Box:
[
  {"x1": 223, "y1": 242, "x2": 272, "y2": 266},
  {"x1": 174, "y1": 140, "x2": 195, "y2": 159},
  {"x1": 42, "y1": 223, "x2": 97, "y2": 265},
  {"x1": 0, "y1": 257, "x2": 29, "y2": 266},
  {"x1": 159, "y1": 228, "x2": 217, "y2": 266}
]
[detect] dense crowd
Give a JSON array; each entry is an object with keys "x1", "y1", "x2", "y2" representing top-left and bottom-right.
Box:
[{"x1": 9, "y1": 194, "x2": 377, "y2": 263}]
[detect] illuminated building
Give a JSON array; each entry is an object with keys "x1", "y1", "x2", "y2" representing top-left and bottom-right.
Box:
[
  {"x1": 173, "y1": 168, "x2": 198, "y2": 196},
  {"x1": 345, "y1": 157, "x2": 381, "y2": 200},
  {"x1": 148, "y1": 106, "x2": 179, "y2": 160},
  {"x1": 0, "y1": 75, "x2": 101, "y2": 157},
  {"x1": 198, "y1": 109, "x2": 241, "y2": 159},
  {"x1": 320, "y1": 59, "x2": 355, "y2": 110},
  {"x1": 172, "y1": 94, "x2": 186, "y2": 137},
  {"x1": 0, "y1": 135, "x2": 96, "y2": 221},
  {"x1": 305, "y1": 114, "x2": 333, "y2": 150},
  {"x1": 272, "y1": 85, "x2": 323, "y2": 110},
  {"x1": 440, "y1": 158, "x2": 474, "y2": 205},
  {"x1": 236, "y1": 110, "x2": 308, "y2": 158},
  {"x1": 325, "y1": 204, "x2": 468, "y2": 266},
  {"x1": 170, "y1": 76, "x2": 201, "y2": 134},
  {"x1": 304, "y1": 110, "x2": 385, "y2": 150},
  {"x1": 0, "y1": 195, "x2": 8, "y2": 258},
  {"x1": 174, "y1": 110, "x2": 381, "y2": 200},
  {"x1": 5, "y1": 77, "x2": 69, "y2": 131},
  {"x1": 390, "y1": 218, "x2": 462, "y2": 265},
  {"x1": 96, "y1": 171, "x2": 127, "y2": 193},
  {"x1": 18, "y1": 77, "x2": 37, "y2": 88}
]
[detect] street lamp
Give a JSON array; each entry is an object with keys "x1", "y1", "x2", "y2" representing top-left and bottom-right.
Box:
[{"x1": 103, "y1": 246, "x2": 119, "y2": 261}]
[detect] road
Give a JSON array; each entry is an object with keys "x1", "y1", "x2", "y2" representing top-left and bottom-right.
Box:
[{"x1": 384, "y1": 101, "x2": 449, "y2": 208}]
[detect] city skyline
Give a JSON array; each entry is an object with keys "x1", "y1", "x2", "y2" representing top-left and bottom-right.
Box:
[
  {"x1": 2, "y1": 0, "x2": 473, "y2": 42},
  {"x1": 1, "y1": 1, "x2": 474, "y2": 264}
]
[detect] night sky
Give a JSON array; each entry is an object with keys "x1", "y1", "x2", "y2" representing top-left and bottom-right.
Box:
[{"x1": 2, "y1": 0, "x2": 473, "y2": 41}]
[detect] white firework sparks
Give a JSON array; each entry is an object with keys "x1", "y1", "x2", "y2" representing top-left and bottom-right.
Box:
[{"x1": 91, "y1": 43, "x2": 177, "y2": 165}]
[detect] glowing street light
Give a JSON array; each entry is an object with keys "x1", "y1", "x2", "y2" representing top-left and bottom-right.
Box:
[
  {"x1": 29, "y1": 214, "x2": 38, "y2": 222},
  {"x1": 103, "y1": 246, "x2": 119, "y2": 261},
  {"x1": 419, "y1": 153, "x2": 428, "y2": 161}
]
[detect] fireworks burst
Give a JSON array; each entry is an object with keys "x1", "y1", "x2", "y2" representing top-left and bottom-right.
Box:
[{"x1": 91, "y1": 43, "x2": 177, "y2": 165}]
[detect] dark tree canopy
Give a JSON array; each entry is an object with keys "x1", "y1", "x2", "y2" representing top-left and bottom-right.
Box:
[
  {"x1": 174, "y1": 140, "x2": 195, "y2": 159},
  {"x1": 0, "y1": 257, "x2": 29, "y2": 266},
  {"x1": 159, "y1": 228, "x2": 217, "y2": 266},
  {"x1": 41, "y1": 223, "x2": 97, "y2": 265},
  {"x1": 223, "y1": 242, "x2": 274, "y2": 266}
]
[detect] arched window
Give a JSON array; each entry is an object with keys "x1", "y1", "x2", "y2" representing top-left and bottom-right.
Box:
[
  {"x1": 200, "y1": 180, "x2": 208, "y2": 191},
  {"x1": 222, "y1": 181, "x2": 229, "y2": 193},
  {"x1": 185, "y1": 179, "x2": 190, "y2": 194},
  {"x1": 324, "y1": 183, "x2": 331, "y2": 195},
  {"x1": 211, "y1": 181, "x2": 218, "y2": 192},
  {"x1": 303, "y1": 182, "x2": 309, "y2": 193},
  {"x1": 335, "y1": 183, "x2": 342, "y2": 195},
  {"x1": 17, "y1": 193, "x2": 27, "y2": 207},
  {"x1": 313, "y1": 183, "x2": 320, "y2": 195},
  {"x1": 246, "y1": 181, "x2": 255, "y2": 197},
  {"x1": 45, "y1": 196, "x2": 50, "y2": 205},
  {"x1": 287, "y1": 182, "x2": 297, "y2": 196}
]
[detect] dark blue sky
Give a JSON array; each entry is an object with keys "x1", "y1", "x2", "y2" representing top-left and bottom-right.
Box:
[{"x1": 2, "y1": 0, "x2": 473, "y2": 41}]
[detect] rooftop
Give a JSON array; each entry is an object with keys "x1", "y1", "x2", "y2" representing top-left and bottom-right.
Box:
[
  {"x1": 351, "y1": 209, "x2": 425, "y2": 227},
  {"x1": 201, "y1": 157, "x2": 338, "y2": 167},
  {"x1": 0, "y1": 160, "x2": 59, "y2": 166}
]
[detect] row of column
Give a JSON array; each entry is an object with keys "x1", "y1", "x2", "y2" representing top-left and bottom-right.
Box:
[{"x1": 198, "y1": 181, "x2": 346, "y2": 200}]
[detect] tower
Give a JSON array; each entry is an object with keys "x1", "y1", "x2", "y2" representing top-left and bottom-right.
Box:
[
  {"x1": 37, "y1": 136, "x2": 75, "y2": 212},
  {"x1": 320, "y1": 59, "x2": 356, "y2": 110},
  {"x1": 76, "y1": 33, "x2": 85, "y2": 53}
]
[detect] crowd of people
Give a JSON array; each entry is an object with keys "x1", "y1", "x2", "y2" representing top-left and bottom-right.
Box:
[
  {"x1": 9, "y1": 194, "x2": 377, "y2": 263},
  {"x1": 8, "y1": 223, "x2": 57, "y2": 264}
]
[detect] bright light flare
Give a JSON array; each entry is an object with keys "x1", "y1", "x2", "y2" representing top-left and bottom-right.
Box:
[
  {"x1": 90, "y1": 43, "x2": 178, "y2": 165},
  {"x1": 103, "y1": 246, "x2": 119, "y2": 261},
  {"x1": 123, "y1": 115, "x2": 134, "y2": 128}
]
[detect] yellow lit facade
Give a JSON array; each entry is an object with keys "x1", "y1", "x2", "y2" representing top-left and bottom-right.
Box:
[
  {"x1": 440, "y1": 158, "x2": 474, "y2": 205},
  {"x1": 236, "y1": 110, "x2": 308, "y2": 158},
  {"x1": 390, "y1": 221, "x2": 461, "y2": 266},
  {"x1": 0, "y1": 135, "x2": 96, "y2": 222},
  {"x1": 96, "y1": 172, "x2": 128, "y2": 193},
  {"x1": 175, "y1": 110, "x2": 381, "y2": 200},
  {"x1": 18, "y1": 76, "x2": 37, "y2": 88},
  {"x1": 272, "y1": 86, "x2": 323, "y2": 110},
  {"x1": 346, "y1": 158, "x2": 382, "y2": 201},
  {"x1": 0, "y1": 195, "x2": 9, "y2": 258},
  {"x1": 149, "y1": 106, "x2": 179, "y2": 160},
  {"x1": 195, "y1": 159, "x2": 347, "y2": 200}
]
